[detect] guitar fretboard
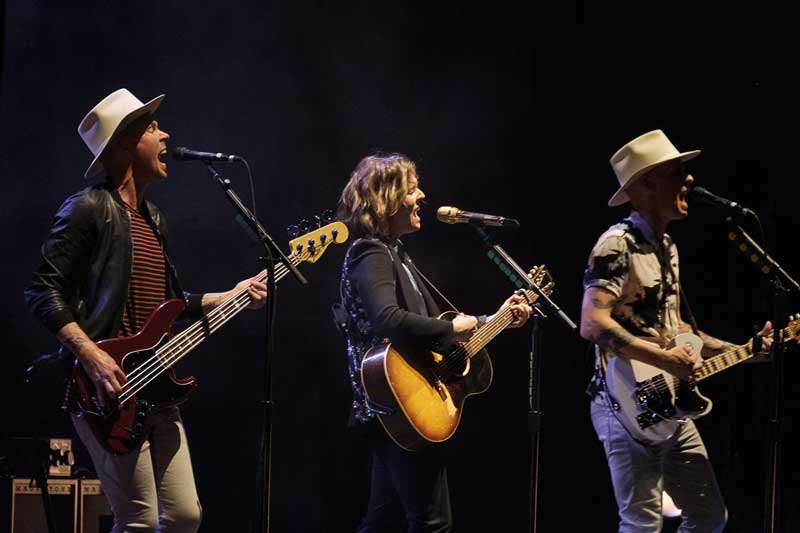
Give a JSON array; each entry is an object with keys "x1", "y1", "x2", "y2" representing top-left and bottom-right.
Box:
[
  {"x1": 116, "y1": 220, "x2": 348, "y2": 406},
  {"x1": 154, "y1": 257, "x2": 297, "y2": 368},
  {"x1": 462, "y1": 286, "x2": 542, "y2": 358},
  {"x1": 696, "y1": 327, "x2": 792, "y2": 381}
]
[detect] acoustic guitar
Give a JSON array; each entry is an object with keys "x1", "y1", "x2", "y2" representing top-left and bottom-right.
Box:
[{"x1": 361, "y1": 265, "x2": 554, "y2": 451}]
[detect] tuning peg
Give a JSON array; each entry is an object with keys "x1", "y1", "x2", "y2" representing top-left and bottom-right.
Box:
[
  {"x1": 321, "y1": 209, "x2": 334, "y2": 223},
  {"x1": 298, "y1": 219, "x2": 311, "y2": 233},
  {"x1": 314, "y1": 215, "x2": 323, "y2": 228},
  {"x1": 286, "y1": 225, "x2": 301, "y2": 239}
]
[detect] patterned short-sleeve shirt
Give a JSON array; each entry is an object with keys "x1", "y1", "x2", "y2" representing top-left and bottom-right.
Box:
[{"x1": 583, "y1": 211, "x2": 681, "y2": 342}]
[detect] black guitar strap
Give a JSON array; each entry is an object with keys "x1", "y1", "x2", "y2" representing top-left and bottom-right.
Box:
[
  {"x1": 398, "y1": 244, "x2": 459, "y2": 314},
  {"x1": 678, "y1": 284, "x2": 700, "y2": 335},
  {"x1": 662, "y1": 239, "x2": 700, "y2": 336},
  {"x1": 141, "y1": 200, "x2": 186, "y2": 302}
]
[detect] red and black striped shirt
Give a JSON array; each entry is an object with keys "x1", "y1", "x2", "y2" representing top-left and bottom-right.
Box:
[{"x1": 120, "y1": 205, "x2": 167, "y2": 336}]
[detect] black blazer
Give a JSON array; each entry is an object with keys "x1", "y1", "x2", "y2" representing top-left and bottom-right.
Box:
[{"x1": 346, "y1": 238, "x2": 453, "y2": 348}]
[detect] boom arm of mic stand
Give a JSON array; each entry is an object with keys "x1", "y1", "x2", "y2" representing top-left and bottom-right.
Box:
[
  {"x1": 472, "y1": 224, "x2": 577, "y2": 331},
  {"x1": 725, "y1": 218, "x2": 799, "y2": 293},
  {"x1": 724, "y1": 217, "x2": 798, "y2": 533},
  {"x1": 204, "y1": 162, "x2": 307, "y2": 286}
]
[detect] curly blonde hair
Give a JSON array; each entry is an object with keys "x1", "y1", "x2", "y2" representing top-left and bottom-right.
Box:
[{"x1": 337, "y1": 153, "x2": 418, "y2": 239}]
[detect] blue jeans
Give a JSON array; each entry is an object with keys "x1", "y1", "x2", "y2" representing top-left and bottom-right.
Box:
[
  {"x1": 591, "y1": 392, "x2": 727, "y2": 533},
  {"x1": 358, "y1": 423, "x2": 452, "y2": 532}
]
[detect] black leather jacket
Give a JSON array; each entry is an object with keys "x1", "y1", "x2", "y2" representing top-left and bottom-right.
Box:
[{"x1": 25, "y1": 182, "x2": 202, "y2": 342}]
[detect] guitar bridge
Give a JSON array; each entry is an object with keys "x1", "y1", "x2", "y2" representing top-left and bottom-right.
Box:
[
  {"x1": 434, "y1": 380, "x2": 448, "y2": 402},
  {"x1": 634, "y1": 374, "x2": 676, "y2": 429}
]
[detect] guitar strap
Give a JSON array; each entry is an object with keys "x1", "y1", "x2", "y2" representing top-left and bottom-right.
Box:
[
  {"x1": 141, "y1": 200, "x2": 186, "y2": 302},
  {"x1": 678, "y1": 284, "x2": 700, "y2": 335},
  {"x1": 662, "y1": 238, "x2": 700, "y2": 336},
  {"x1": 399, "y1": 244, "x2": 459, "y2": 314}
]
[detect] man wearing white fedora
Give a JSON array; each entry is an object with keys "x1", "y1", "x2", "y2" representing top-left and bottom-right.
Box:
[
  {"x1": 578, "y1": 130, "x2": 772, "y2": 532},
  {"x1": 25, "y1": 88, "x2": 268, "y2": 532}
]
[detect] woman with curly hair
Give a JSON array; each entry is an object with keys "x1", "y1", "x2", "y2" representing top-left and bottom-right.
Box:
[{"x1": 337, "y1": 153, "x2": 530, "y2": 531}]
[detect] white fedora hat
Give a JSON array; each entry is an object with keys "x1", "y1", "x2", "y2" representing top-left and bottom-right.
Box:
[
  {"x1": 608, "y1": 129, "x2": 700, "y2": 207},
  {"x1": 77, "y1": 88, "x2": 164, "y2": 179}
]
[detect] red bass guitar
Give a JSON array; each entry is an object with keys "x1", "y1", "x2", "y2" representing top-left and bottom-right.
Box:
[{"x1": 64, "y1": 222, "x2": 348, "y2": 454}]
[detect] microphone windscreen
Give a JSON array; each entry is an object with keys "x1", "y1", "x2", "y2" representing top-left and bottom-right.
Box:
[
  {"x1": 436, "y1": 206, "x2": 459, "y2": 223},
  {"x1": 171, "y1": 147, "x2": 188, "y2": 161},
  {"x1": 688, "y1": 186, "x2": 715, "y2": 204}
]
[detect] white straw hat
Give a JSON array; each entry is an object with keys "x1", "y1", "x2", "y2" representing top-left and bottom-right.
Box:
[
  {"x1": 608, "y1": 129, "x2": 700, "y2": 207},
  {"x1": 77, "y1": 88, "x2": 164, "y2": 179}
]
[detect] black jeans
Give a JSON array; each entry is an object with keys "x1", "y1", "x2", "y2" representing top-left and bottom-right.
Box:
[{"x1": 358, "y1": 424, "x2": 452, "y2": 533}]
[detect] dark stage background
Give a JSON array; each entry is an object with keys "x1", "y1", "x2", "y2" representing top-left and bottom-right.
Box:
[{"x1": 1, "y1": 1, "x2": 798, "y2": 531}]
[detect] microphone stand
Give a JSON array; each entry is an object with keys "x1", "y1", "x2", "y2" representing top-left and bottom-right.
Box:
[
  {"x1": 203, "y1": 163, "x2": 307, "y2": 533},
  {"x1": 33, "y1": 438, "x2": 59, "y2": 533},
  {"x1": 725, "y1": 218, "x2": 799, "y2": 533},
  {"x1": 470, "y1": 223, "x2": 577, "y2": 533}
]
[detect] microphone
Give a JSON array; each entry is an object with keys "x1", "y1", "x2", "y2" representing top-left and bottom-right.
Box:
[
  {"x1": 688, "y1": 186, "x2": 754, "y2": 216},
  {"x1": 171, "y1": 146, "x2": 242, "y2": 163},
  {"x1": 436, "y1": 206, "x2": 520, "y2": 227}
]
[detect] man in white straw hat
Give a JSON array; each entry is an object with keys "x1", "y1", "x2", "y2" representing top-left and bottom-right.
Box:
[
  {"x1": 25, "y1": 88, "x2": 268, "y2": 532},
  {"x1": 578, "y1": 130, "x2": 773, "y2": 531}
]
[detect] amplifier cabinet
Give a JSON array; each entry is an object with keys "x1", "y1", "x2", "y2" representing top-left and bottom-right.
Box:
[
  {"x1": 10, "y1": 478, "x2": 78, "y2": 533},
  {"x1": 78, "y1": 480, "x2": 112, "y2": 533}
]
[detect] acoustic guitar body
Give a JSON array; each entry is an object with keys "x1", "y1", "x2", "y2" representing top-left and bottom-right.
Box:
[{"x1": 361, "y1": 311, "x2": 493, "y2": 451}]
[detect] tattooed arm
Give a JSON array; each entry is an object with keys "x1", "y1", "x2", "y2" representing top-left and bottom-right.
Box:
[
  {"x1": 698, "y1": 331, "x2": 736, "y2": 357},
  {"x1": 679, "y1": 320, "x2": 774, "y2": 361},
  {"x1": 581, "y1": 287, "x2": 701, "y2": 380},
  {"x1": 57, "y1": 322, "x2": 126, "y2": 403},
  {"x1": 677, "y1": 317, "x2": 737, "y2": 357}
]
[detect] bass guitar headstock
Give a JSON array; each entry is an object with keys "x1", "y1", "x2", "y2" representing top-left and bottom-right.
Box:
[{"x1": 287, "y1": 210, "x2": 349, "y2": 264}]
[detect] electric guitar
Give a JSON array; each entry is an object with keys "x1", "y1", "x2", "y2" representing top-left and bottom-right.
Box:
[
  {"x1": 603, "y1": 316, "x2": 800, "y2": 444},
  {"x1": 361, "y1": 265, "x2": 554, "y2": 451},
  {"x1": 65, "y1": 222, "x2": 348, "y2": 454}
]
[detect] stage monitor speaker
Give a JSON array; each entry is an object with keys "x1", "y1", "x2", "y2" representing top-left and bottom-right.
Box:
[
  {"x1": 10, "y1": 478, "x2": 77, "y2": 533},
  {"x1": 79, "y1": 480, "x2": 113, "y2": 533}
]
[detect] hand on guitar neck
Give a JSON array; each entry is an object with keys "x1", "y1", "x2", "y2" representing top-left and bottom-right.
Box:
[
  {"x1": 748, "y1": 321, "x2": 774, "y2": 362},
  {"x1": 496, "y1": 293, "x2": 532, "y2": 328},
  {"x1": 201, "y1": 270, "x2": 268, "y2": 312},
  {"x1": 444, "y1": 294, "x2": 532, "y2": 344}
]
